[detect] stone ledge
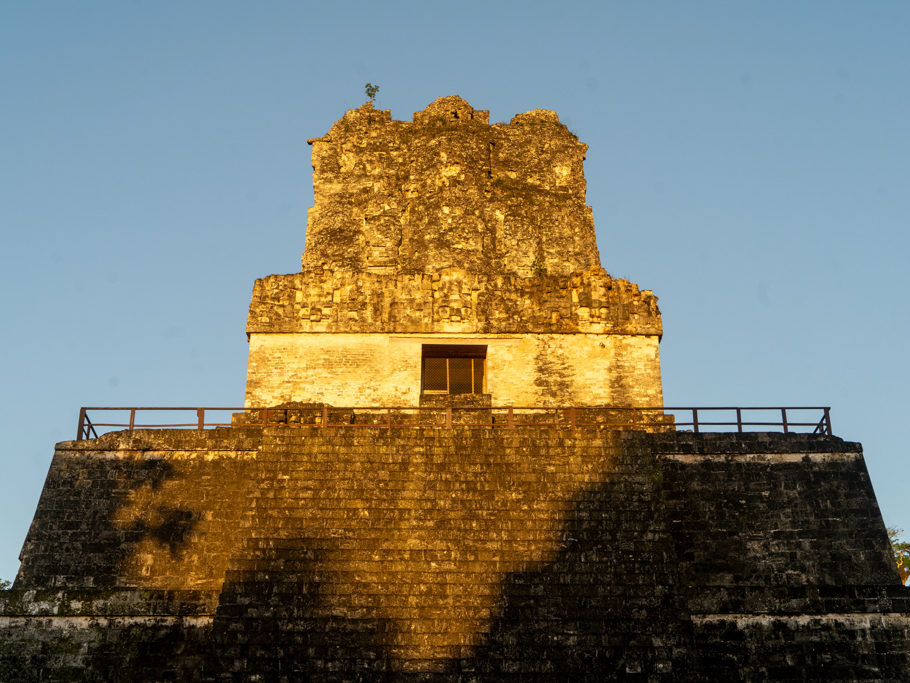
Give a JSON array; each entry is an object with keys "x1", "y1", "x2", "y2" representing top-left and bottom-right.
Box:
[
  {"x1": 0, "y1": 589, "x2": 220, "y2": 616},
  {"x1": 685, "y1": 585, "x2": 910, "y2": 615},
  {"x1": 0, "y1": 615, "x2": 213, "y2": 627},
  {"x1": 644, "y1": 431, "x2": 859, "y2": 454},
  {"x1": 56, "y1": 428, "x2": 264, "y2": 452}
]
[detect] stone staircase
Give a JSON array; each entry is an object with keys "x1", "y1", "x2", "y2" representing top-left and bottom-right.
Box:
[{"x1": 205, "y1": 427, "x2": 693, "y2": 679}]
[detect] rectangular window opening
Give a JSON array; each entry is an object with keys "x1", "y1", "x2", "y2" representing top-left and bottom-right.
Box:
[{"x1": 421, "y1": 344, "x2": 486, "y2": 395}]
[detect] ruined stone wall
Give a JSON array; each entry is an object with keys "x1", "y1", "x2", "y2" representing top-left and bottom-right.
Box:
[
  {"x1": 4, "y1": 429, "x2": 908, "y2": 679},
  {"x1": 302, "y1": 96, "x2": 599, "y2": 277},
  {"x1": 244, "y1": 332, "x2": 662, "y2": 408}
]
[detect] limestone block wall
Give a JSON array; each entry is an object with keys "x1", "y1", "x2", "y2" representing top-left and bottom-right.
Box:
[
  {"x1": 0, "y1": 590, "x2": 216, "y2": 682},
  {"x1": 15, "y1": 430, "x2": 262, "y2": 591},
  {"x1": 207, "y1": 428, "x2": 692, "y2": 677},
  {"x1": 655, "y1": 432, "x2": 910, "y2": 679},
  {"x1": 3, "y1": 430, "x2": 909, "y2": 679},
  {"x1": 245, "y1": 333, "x2": 420, "y2": 407},
  {"x1": 243, "y1": 332, "x2": 663, "y2": 408}
]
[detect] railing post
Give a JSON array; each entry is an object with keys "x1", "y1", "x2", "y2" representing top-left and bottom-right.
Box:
[
  {"x1": 129, "y1": 408, "x2": 136, "y2": 432},
  {"x1": 824, "y1": 407, "x2": 832, "y2": 436},
  {"x1": 446, "y1": 407, "x2": 453, "y2": 429},
  {"x1": 736, "y1": 408, "x2": 742, "y2": 433},
  {"x1": 781, "y1": 408, "x2": 789, "y2": 434},
  {"x1": 692, "y1": 408, "x2": 699, "y2": 434},
  {"x1": 386, "y1": 408, "x2": 392, "y2": 429},
  {"x1": 507, "y1": 407, "x2": 514, "y2": 429},
  {"x1": 260, "y1": 408, "x2": 269, "y2": 427},
  {"x1": 568, "y1": 407, "x2": 576, "y2": 429},
  {"x1": 322, "y1": 405, "x2": 329, "y2": 428},
  {"x1": 197, "y1": 408, "x2": 205, "y2": 431},
  {"x1": 77, "y1": 408, "x2": 86, "y2": 441}
]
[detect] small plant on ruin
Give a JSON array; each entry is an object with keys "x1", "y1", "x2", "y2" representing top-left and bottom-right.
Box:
[
  {"x1": 364, "y1": 83, "x2": 379, "y2": 104},
  {"x1": 0, "y1": 578, "x2": 10, "y2": 590},
  {"x1": 888, "y1": 527, "x2": 910, "y2": 586}
]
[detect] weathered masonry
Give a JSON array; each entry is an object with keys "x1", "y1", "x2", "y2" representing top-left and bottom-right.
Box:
[
  {"x1": 1, "y1": 97, "x2": 908, "y2": 681},
  {"x1": 244, "y1": 96, "x2": 662, "y2": 410}
]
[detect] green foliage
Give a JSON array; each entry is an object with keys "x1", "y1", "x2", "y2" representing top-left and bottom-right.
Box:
[
  {"x1": 0, "y1": 578, "x2": 10, "y2": 590},
  {"x1": 364, "y1": 82, "x2": 379, "y2": 103},
  {"x1": 887, "y1": 527, "x2": 910, "y2": 586}
]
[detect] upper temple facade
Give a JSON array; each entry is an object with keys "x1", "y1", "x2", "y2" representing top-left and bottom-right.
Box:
[{"x1": 244, "y1": 96, "x2": 664, "y2": 408}]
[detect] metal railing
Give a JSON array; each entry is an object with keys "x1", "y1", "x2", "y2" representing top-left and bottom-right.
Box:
[{"x1": 76, "y1": 405, "x2": 832, "y2": 441}]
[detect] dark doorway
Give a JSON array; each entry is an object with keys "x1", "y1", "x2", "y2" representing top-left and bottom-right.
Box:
[{"x1": 421, "y1": 344, "x2": 486, "y2": 395}]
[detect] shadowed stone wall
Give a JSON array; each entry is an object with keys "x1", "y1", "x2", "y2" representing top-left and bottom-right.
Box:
[
  {"x1": 14, "y1": 430, "x2": 262, "y2": 591},
  {"x1": 2, "y1": 428, "x2": 908, "y2": 680}
]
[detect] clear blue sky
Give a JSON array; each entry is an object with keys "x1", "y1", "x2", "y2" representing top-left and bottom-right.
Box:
[{"x1": 1, "y1": 2, "x2": 908, "y2": 581}]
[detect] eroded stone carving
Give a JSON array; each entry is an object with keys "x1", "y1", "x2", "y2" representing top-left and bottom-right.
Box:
[{"x1": 302, "y1": 96, "x2": 599, "y2": 277}]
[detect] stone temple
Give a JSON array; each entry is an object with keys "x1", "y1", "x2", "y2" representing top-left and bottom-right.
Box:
[
  {"x1": 245, "y1": 95, "x2": 662, "y2": 411},
  {"x1": 1, "y1": 96, "x2": 908, "y2": 681}
]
